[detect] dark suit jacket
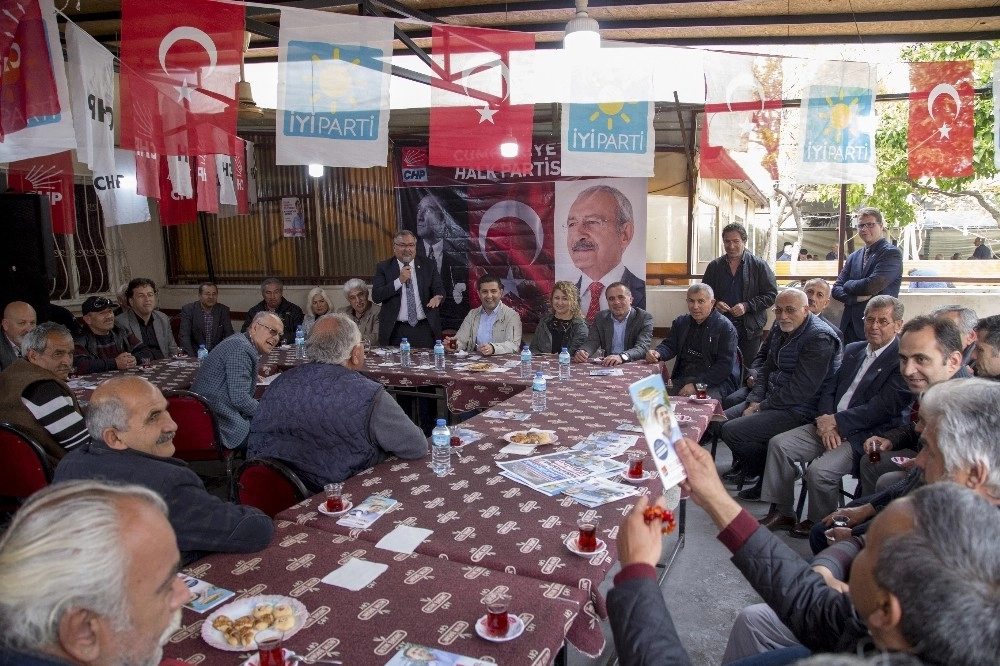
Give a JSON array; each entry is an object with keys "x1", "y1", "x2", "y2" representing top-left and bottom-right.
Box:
[
  {"x1": 178, "y1": 301, "x2": 235, "y2": 356},
  {"x1": 702, "y1": 250, "x2": 778, "y2": 336},
  {"x1": 0, "y1": 335, "x2": 19, "y2": 371},
  {"x1": 817, "y1": 338, "x2": 909, "y2": 469},
  {"x1": 580, "y1": 307, "x2": 654, "y2": 361},
  {"x1": 575, "y1": 266, "x2": 647, "y2": 312},
  {"x1": 372, "y1": 256, "x2": 444, "y2": 345},
  {"x1": 832, "y1": 239, "x2": 903, "y2": 343}
]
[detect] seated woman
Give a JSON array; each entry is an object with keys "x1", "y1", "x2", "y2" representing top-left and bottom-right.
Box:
[
  {"x1": 529, "y1": 281, "x2": 589, "y2": 355},
  {"x1": 302, "y1": 287, "x2": 332, "y2": 337}
]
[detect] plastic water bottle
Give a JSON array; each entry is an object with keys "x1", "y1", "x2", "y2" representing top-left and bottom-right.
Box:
[
  {"x1": 295, "y1": 325, "x2": 305, "y2": 359},
  {"x1": 434, "y1": 339, "x2": 446, "y2": 370},
  {"x1": 558, "y1": 347, "x2": 571, "y2": 380},
  {"x1": 431, "y1": 419, "x2": 451, "y2": 476},
  {"x1": 197, "y1": 344, "x2": 208, "y2": 365},
  {"x1": 400, "y1": 337, "x2": 411, "y2": 368},
  {"x1": 532, "y1": 371, "x2": 547, "y2": 412},
  {"x1": 520, "y1": 345, "x2": 532, "y2": 379}
]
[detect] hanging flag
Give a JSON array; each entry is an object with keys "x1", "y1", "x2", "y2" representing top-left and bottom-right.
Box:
[
  {"x1": 135, "y1": 140, "x2": 161, "y2": 198},
  {"x1": 95, "y1": 149, "x2": 152, "y2": 227},
  {"x1": 245, "y1": 140, "x2": 259, "y2": 204},
  {"x1": 560, "y1": 48, "x2": 655, "y2": 177},
  {"x1": 65, "y1": 22, "x2": 115, "y2": 175},
  {"x1": 908, "y1": 60, "x2": 974, "y2": 179},
  {"x1": 7, "y1": 151, "x2": 77, "y2": 233},
  {"x1": 703, "y1": 51, "x2": 783, "y2": 155},
  {"x1": 276, "y1": 8, "x2": 393, "y2": 168},
  {"x1": 797, "y1": 60, "x2": 877, "y2": 184},
  {"x1": 216, "y1": 154, "x2": 237, "y2": 205},
  {"x1": 429, "y1": 25, "x2": 535, "y2": 174},
  {"x1": 157, "y1": 155, "x2": 197, "y2": 225},
  {"x1": 168, "y1": 156, "x2": 194, "y2": 199},
  {"x1": 0, "y1": 0, "x2": 75, "y2": 162},
  {"x1": 119, "y1": 0, "x2": 243, "y2": 156},
  {"x1": 195, "y1": 155, "x2": 218, "y2": 213},
  {"x1": 233, "y1": 137, "x2": 249, "y2": 214}
]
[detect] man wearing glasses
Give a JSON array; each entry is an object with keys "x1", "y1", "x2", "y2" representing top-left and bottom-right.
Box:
[
  {"x1": 832, "y1": 207, "x2": 903, "y2": 344},
  {"x1": 192, "y1": 312, "x2": 283, "y2": 450},
  {"x1": 372, "y1": 230, "x2": 444, "y2": 348}
]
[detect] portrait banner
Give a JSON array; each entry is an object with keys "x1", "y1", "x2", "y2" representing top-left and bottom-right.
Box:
[
  {"x1": 908, "y1": 60, "x2": 974, "y2": 178},
  {"x1": 282, "y1": 197, "x2": 306, "y2": 237}
]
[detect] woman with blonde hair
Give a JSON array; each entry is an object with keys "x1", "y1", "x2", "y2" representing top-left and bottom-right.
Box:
[
  {"x1": 302, "y1": 287, "x2": 332, "y2": 337},
  {"x1": 530, "y1": 281, "x2": 589, "y2": 355}
]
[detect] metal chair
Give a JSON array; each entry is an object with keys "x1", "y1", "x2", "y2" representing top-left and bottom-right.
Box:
[
  {"x1": 236, "y1": 457, "x2": 309, "y2": 518},
  {"x1": 164, "y1": 390, "x2": 239, "y2": 500},
  {"x1": 0, "y1": 422, "x2": 53, "y2": 513}
]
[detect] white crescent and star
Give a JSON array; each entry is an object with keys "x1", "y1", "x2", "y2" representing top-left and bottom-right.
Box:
[
  {"x1": 454, "y1": 60, "x2": 510, "y2": 125},
  {"x1": 479, "y1": 200, "x2": 543, "y2": 298},
  {"x1": 158, "y1": 26, "x2": 218, "y2": 104},
  {"x1": 927, "y1": 82, "x2": 961, "y2": 141},
  {"x1": 724, "y1": 72, "x2": 765, "y2": 113}
]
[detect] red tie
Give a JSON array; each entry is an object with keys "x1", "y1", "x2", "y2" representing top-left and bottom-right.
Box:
[
  {"x1": 910, "y1": 400, "x2": 920, "y2": 424},
  {"x1": 585, "y1": 281, "x2": 604, "y2": 324}
]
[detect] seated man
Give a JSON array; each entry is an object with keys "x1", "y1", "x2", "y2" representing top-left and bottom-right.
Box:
[
  {"x1": 179, "y1": 281, "x2": 234, "y2": 356},
  {"x1": 249, "y1": 313, "x2": 427, "y2": 491},
  {"x1": 607, "y1": 439, "x2": 1000, "y2": 666},
  {"x1": 73, "y1": 295, "x2": 152, "y2": 374},
  {"x1": 721, "y1": 288, "x2": 842, "y2": 500},
  {"x1": 445, "y1": 274, "x2": 522, "y2": 356},
  {"x1": 929, "y1": 304, "x2": 978, "y2": 371},
  {"x1": 645, "y1": 283, "x2": 740, "y2": 399},
  {"x1": 574, "y1": 282, "x2": 654, "y2": 366},
  {"x1": 973, "y1": 314, "x2": 1000, "y2": 380},
  {"x1": 0, "y1": 301, "x2": 36, "y2": 371},
  {"x1": 803, "y1": 277, "x2": 843, "y2": 343},
  {"x1": 0, "y1": 481, "x2": 192, "y2": 666},
  {"x1": 115, "y1": 278, "x2": 181, "y2": 359},
  {"x1": 338, "y1": 278, "x2": 380, "y2": 343},
  {"x1": 241, "y1": 277, "x2": 304, "y2": 346},
  {"x1": 0, "y1": 323, "x2": 88, "y2": 463},
  {"x1": 758, "y1": 296, "x2": 909, "y2": 537},
  {"x1": 54, "y1": 376, "x2": 273, "y2": 565},
  {"x1": 192, "y1": 311, "x2": 283, "y2": 450}
]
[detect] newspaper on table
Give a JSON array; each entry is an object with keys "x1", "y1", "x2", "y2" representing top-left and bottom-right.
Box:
[
  {"x1": 336, "y1": 495, "x2": 397, "y2": 528},
  {"x1": 497, "y1": 450, "x2": 627, "y2": 496},
  {"x1": 628, "y1": 374, "x2": 687, "y2": 489},
  {"x1": 482, "y1": 408, "x2": 531, "y2": 421},
  {"x1": 385, "y1": 643, "x2": 492, "y2": 665},
  {"x1": 570, "y1": 430, "x2": 639, "y2": 457},
  {"x1": 589, "y1": 367, "x2": 624, "y2": 376},
  {"x1": 560, "y1": 475, "x2": 641, "y2": 508}
]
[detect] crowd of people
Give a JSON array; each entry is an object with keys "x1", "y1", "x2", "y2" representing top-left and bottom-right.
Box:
[{"x1": 1, "y1": 206, "x2": 998, "y2": 665}]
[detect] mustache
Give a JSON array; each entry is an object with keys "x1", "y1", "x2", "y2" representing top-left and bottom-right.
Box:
[
  {"x1": 156, "y1": 432, "x2": 176, "y2": 445},
  {"x1": 571, "y1": 239, "x2": 596, "y2": 252}
]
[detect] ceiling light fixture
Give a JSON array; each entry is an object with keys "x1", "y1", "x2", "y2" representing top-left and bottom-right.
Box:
[
  {"x1": 564, "y1": 0, "x2": 600, "y2": 51},
  {"x1": 499, "y1": 131, "x2": 519, "y2": 158}
]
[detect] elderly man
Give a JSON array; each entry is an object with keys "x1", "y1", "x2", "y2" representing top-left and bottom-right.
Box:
[
  {"x1": 645, "y1": 283, "x2": 740, "y2": 399},
  {"x1": 414, "y1": 191, "x2": 469, "y2": 331},
  {"x1": 803, "y1": 277, "x2": 843, "y2": 342},
  {"x1": 337, "y1": 278, "x2": 380, "y2": 343},
  {"x1": 702, "y1": 223, "x2": 778, "y2": 369},
  {"x1": 73, "y1": 295, "x2": 152, "y2": 374},
  {"x1": 249, "y1": 313, "x2": 427, "y2": 491},
  {"x1": 608, "y1": 440, "x2": 1000, "y2": 666},
  {"x1": 757, "y1": 296, "x2": 909, "y2": 536},
  {"x1": 54, "y1": 376, "x2": 273, "y2": 565},
  {"x1": 0, "y1": 322, "x2": 87, "y2": 463},
  {"x1": 373, "y1": 230, "x2": 444, "y2": 348},
  {"x1": 179, "y1": 282, "x2": 234, "y2": 356},
  {"x1": 832, "y1": 207, "x2": 903, "y2": 344},
  {"x1": 0, "y1": 481, "x2": 192, "y2": 666},
  {"x1": 973, "y1": 314, "x2": 1000, "y2": 379},
  {"x1": 445, "y1": 274, "x2": 522, "y2": 356},
  {"x1": 574, "y1": 282, "x2": 654, "y2": 366},
  {"x1": 0, "y1": 301, "x2": 36, "y2": 371},
  {"x1": 929, "y1": 304, "x2": 978, "y2": 370},
  {"x1": 192, "y1": 312, "x2": 283, "y2": 450},
  {"x1": 720, "y1": 288, "x2": 842, "y2": 500},
  {"x1": 565, "y1": 184, "x2": 645, "y2": 321},
  {"x1": 115, "y1": 278, "x2": 181, "y2": 359},
  {"x1": 241, "y1": 277, "x2": 304, "y2": 346}
]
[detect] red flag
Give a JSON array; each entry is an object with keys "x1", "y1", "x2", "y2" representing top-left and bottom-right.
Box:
[
  {"x1": 157, "y1": 155, "x2": 197, "y2": 225},
  {"x1": 699, "y1": 124, "x2": 752, "y2": 180},
  {"x1": 119, "y1": 0, "x2": 243, "y2": 156},
  {"x1": 0, "y1": 0, "x2": 60, "y2": 142},
  {"x1": 195, "y1": 155, "x2": 218, "y2": 213},
  {"x1": 233, "y1": 136, "x2": 249, "y2": 214},
  {"x1": 908, "y1": 61, "x2": 974, "y2": 178},
  {"x1": 429, "y1": 26, "x2": 534, "y2": 173},
  {"x1": 7, "y1": 151, "x2": 76, "y2": 233}
]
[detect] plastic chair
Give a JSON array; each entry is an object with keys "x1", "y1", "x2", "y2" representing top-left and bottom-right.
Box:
[
  {"x1": 236, "y1": 457, "x2": 309, "y2": 518},
  {"x1": 164, "y1": 390, "x2": 239, "y2": 501},
  {"x1": 0, "y1": 422, "x2": 53, "y2": 513}
]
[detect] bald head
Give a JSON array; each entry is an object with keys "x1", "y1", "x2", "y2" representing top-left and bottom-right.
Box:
[
  {"x1": 2, "y1": 301, "x2": 37, "y2": 346},
  {"x1": 88, "y1": 376, "x2": 177, "y2": 457}
]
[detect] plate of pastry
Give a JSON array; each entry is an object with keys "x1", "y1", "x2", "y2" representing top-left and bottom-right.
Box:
[
  {"x1": 202, "y1": 595, "x2": 307, "y2": 651},
  {"x1": 503, "y1": 430, "x2": 558, "y2": 446}
]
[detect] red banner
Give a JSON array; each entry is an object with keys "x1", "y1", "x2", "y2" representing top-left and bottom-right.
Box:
[
  {"x1": 0, "y1": 0, "x2": 60, "y2": 142},
  {"x1": 195, "y1": 155, "x2": 218, "y2": 213},
  {"x1": 429, "y1": 26, "x2": 534, "y2": 174},
  {"x1": 157, "y1": 155, "x2": 197, "y2": 226},
  {"x1": 7, "y1": 151, "x2": 76, "y2": 233},
  {"x1": 908, "y1": 61, "x2": 974, "y2": 178},
  {"x1": 233, "y1": 136, "x2": 249, "y2": 214},
  {"x1": 119, "y1": 0, "x2": 243, "y2": 156}
]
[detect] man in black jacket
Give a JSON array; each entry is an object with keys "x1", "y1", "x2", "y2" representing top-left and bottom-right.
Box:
[
  {"x1": 372, "y1": 230, "x2": 444, "y2": 348},
  {"x1": 241, "y1": 277, "x2": 304, "y2": 347}
]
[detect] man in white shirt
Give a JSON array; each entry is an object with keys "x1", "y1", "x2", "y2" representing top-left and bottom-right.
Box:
[{"x1": 446, "y1": 274, "x2": 522, "y2": 356}]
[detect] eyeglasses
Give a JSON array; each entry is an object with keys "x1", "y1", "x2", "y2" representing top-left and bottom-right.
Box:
[
  {"x1": 864, "y1": 316, "x2": 896, "y2": 328},
  {"x1": 394, "y1": 242, "x2": 417, "y2": 248},
  {"x1": 772, "y1": 306, "x2": 803, "y2": 316},
  {"x1": 256, "y1": 323, "x2": 281, "y2": 339},
  {"x1": 87, "y1": 297, "x2": 114, "y2": 311},
  {"x1": 565, "y1": 217, "x2": 610, "y2": 232},
  {"x1": 855, "y1": 221, "x2": 879, "y2": 230}
]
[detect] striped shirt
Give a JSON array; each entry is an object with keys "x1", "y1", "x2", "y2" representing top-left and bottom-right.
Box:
[{"x1": 21, "y1": 380, "x2": 88, "y2": 452}]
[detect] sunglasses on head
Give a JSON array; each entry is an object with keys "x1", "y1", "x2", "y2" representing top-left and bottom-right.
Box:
[{"x1": 89, "y1": 297, "x2": 114, "y2": 311}]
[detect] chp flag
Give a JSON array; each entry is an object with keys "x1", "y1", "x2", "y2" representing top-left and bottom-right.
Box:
[
  {"x1": 908, "y1": 61, "x2": 974, "y2": 179},
  {"x1": 95, "y1": 149, "x2": 151, "y2": 227},
  {"x1": 6, "y1": 151, "x2": 76, "y2": 233},
  {"x1": 65, "y1": 22, "x2": 115, "y2": 175}
]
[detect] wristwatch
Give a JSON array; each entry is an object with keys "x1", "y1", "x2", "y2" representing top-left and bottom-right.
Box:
[{"x1": 620, "y1": 352, "x2": 629, "y2": 362}]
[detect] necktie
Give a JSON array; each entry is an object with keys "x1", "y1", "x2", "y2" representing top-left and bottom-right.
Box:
[
  {"x1": 862, "y1": 247, "x2": 872, "y2": 269},
  {"x1": 909, "y1": 400, "x2": 920, "y2": 424},
  {"x1": 585, "y1": 281, "x2": 604, "y2": 324},
  {"x1": 428, "y1": 244, "x2": 435, "y2": 264},
  {"x1": 404, "y1": 264, "x2": 419, "y2": 327}
]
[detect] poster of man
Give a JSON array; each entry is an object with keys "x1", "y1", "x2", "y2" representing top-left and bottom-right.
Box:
[
  {"x1": 282, "y1": 197, "x2": 306, "y2": 238},
  {"x1": 554, "y1": 179, "x2": 647, "y2": 321},
  {"x1": 410, "y1": 189, "x2": 470, "y2": 330}
]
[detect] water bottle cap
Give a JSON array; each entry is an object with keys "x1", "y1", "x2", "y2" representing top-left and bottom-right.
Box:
[
  {"x1": 436, "y1": 419, "x2": 446, "y2": 425},
  {"x1": 436, "y1": 340, "x2": 442, "y2": 344},
  {"x1": 402, "y1": 338, "x2": 408, "y2": 342},
  {"x1": 535, "y1": 371, "x2": 543, "y2": 377},
  {"x1": 561, "y1": 347, "x2": 569, "y2": 352}
]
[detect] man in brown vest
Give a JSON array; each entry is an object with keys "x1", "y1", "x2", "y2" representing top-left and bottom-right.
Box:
[{"x1": 0, "y1": 322, "x2": 87, "y2": 463}]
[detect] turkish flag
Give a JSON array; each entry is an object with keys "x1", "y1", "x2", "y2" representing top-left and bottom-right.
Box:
[
  {"x1": 429, "y1": 26, "x2": 534, "y2": 174},
  {"x1": 908, "y1": 61, "x2": 974, "y2": 178},
  {"x1": 195, "y1": 155, "x2": 218, "y2": 213},
  {"x1": 157, "y1": 155, "x2": 197, "y2": 226},
  {"x1": 7, "y1": 151, "x2": 76, "y2": 233},
  {"x1": 119, "y1": 0, "x2": 243, "y2": 156},
  {"x1": 0, "y1": 0, "x2": 60, "y2": 142}
]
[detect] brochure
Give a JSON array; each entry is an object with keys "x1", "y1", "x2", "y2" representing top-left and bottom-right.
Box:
[
  {"x1": 628, "y1": 374, "x2": 687, "y2": 489},
  {"x1": 385, "y1": 643, "x2": 492, "y2": 666},
  {"x1": 179, "y1": 574, "x2": 234, "y2": 613},
  {"x1": 336, "y1": 495, "x2": 397, "y2": 529},
  {"x1": 560, "y1": 476, "x2": 641, "y2": 508}
]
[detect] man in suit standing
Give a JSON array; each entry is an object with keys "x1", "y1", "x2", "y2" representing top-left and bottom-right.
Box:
[
  {"x1": 574, "y1": 282, "x2": 653, "y2": 366},
  {"x1": 178, "y1": 282, "x2": 234, "y2": 356},
  {"x1": 832, "y1": 207, "x2": 903, "y2": 344},
  {"x1": 565, "y1": 185, "x2": 645, "y2": 322},
  {"x1": 414, "y1": 192, "x2": 469, "y2": 332},
  {"x1": 757, "y1": 295, "x2": 909, "y2": 536},
  {"x1": 372, "y1": 230, "x2": 444, "y2": 348},
  {"x1": 115, "y1": 278, "x2": 180, "y2": 359}
]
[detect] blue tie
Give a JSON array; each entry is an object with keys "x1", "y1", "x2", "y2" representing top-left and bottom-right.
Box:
[{"x1": 405, "y1": 264, "x2": 418, "y2": 327}]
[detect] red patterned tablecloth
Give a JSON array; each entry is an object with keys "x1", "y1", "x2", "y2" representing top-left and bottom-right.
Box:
[{"x1": 69, "y1": 358, "x2": 201, "y2": 405}]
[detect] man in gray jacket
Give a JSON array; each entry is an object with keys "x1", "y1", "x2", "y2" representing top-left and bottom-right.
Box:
[
  {"x1": 115, "y1": 278, "x2": 181, "y2": 359},
  {"x1": 574, "y1": 282, "x2": 654, "y2": 366}
]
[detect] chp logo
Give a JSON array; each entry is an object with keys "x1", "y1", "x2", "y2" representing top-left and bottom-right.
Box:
[{"x1": 400, "y1": 147, "x2": 428, "y2": 182}]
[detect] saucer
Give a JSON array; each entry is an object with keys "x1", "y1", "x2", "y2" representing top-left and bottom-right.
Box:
[
  {"x1": 890, "y1": 456, "x2": 911, "y2": 467},
  {"x1": 317, "y1": 500, "x2": 353, "y2": 517},
  {"x1": 475, "y1": 613, "x2": 525, "y2": 642},
  {"x1": 620, "y1": 470, "x2": 655, "y2": 484},
  {"x1": 687, "y1": 396, "x2": 714, "y2": 403},
  {"x1": 565, "y1": 536, "x2": 607, "y2": 556},
  {"x1": 241, "y1": 648, "x2": 292, "y2": 666},
  {"x1": 673, "y1": 414, "x2": 693, "y2": 423}
]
